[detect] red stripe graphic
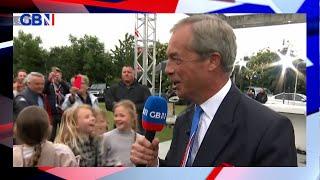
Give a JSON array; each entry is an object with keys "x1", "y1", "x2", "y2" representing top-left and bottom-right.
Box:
[
  {"x1": 0, "y1": 122, "x2": 13, "y2": 132},
  {"x1": 38, "y1": 166, "x2": 55, "y2": 171},
  {"x1": 48, "y1": 0, "x2": 179, "y2": 12},
  {"x1": 52, "y1": 13, "x2": 54, "y2": 26},
  {"x1": 206, "y1": 167, "x2": 224, "y2": 180},
  {"x1": 206, "y1": 163, "x2": 233, "y2": 179}
]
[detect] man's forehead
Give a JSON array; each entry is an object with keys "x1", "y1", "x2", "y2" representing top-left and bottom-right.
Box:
[
  {"x1": 122, "y1": 67, "x2": 134, "y2": 72},
  {"x1": 166, "y1": 41, "x2": 177, "y2": 56},
  {"x1": 55, "y1": 70, "x2": 62, "y2": 74},
  {"x1": 18, "y1": 72, "x2": 27, "y2": 75},
  {"x1": 30, "y1": 76, "x2": 44, "y2": 81}
]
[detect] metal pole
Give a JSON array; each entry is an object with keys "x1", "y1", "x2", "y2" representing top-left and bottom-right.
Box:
[
  {"x1": 282, "y1": 69, "x2": 286, "y2": 104},
  {"x1": 294, "y1": 71, "x2": 298, "y2": 101},
  {"x1": 152, "y1": 14, "x2": 157, "y2": 95},
  {"x1": 294, "y1": 61, "x2": 303, "y2": 101},
  {"x1": 134, "y1": 14, "x2": 138, "y2": 79},
  {"x1": 142, "y1": 14, "x2": 147, "y2": 86},
  {"x1": 159, "y1": 70, "x2": 162, "y2": 96}
]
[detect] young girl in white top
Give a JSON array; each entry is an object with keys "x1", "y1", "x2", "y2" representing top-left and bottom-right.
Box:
[
  {"x1": 101, "y1": 100, "x2": 142, "y2": 167},
  {"x1": 13, "y1": 106, "x2": 77, "y2": 167}
]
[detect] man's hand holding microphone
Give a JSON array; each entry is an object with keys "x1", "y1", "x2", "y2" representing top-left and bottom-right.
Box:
[
  {"x1": 130, "y1": 96, "x2": 167, "y2": 167},
  {"x1": 131, "y1": 135, "x2": 159, "y2": 166}
]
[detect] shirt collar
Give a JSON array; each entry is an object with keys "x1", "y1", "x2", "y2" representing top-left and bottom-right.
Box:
[{"x1": 199, "y1": 79, "x2": 232, "y2": 121}]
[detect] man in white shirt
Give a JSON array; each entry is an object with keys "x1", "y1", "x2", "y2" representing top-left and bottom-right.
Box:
[{"x1": 130, "y1": 14, "x2": 297, "y2": 167}]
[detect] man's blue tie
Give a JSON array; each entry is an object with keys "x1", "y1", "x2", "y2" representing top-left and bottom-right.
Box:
[{"x1": 186, "y1": 105, "x2": 203, "y2": 166}]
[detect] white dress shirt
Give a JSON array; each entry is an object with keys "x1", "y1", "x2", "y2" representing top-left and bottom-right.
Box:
[{"x1": 197, "y1": 79, "x2": 232, "y2": 148}]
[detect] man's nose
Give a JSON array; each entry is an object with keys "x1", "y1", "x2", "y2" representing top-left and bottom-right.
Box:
[{"x1": 165, "y1": 61, "x2": 174, "y2": 75}]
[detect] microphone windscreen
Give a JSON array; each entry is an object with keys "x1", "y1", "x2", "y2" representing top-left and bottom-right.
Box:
[{"x1": 142, "y1": 96, "x2": 167, "y2": 132}]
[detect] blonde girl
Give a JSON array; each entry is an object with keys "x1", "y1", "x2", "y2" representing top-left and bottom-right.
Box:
[
  {"x1": 101, "y1": 100, "x2": 142, "y2": 167},
  {"x1": 13, "y1": 106, "x2": 77, "y2": 167},
  {"x1": 55, "y1": 105, "x2": 119, "y2": 166}
]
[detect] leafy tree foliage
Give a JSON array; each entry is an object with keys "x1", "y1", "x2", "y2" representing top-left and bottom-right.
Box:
[
  {"x1": 234, "y1": 49, "x2": 305, "y2": 94},
  {"x1": 13, "y1": 31, "x2": 48, "y2": 75}
]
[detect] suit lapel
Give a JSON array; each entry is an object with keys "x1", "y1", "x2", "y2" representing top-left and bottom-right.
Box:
[{"x1": 192, "y1": 84, "x2": 241, "y2": 166}]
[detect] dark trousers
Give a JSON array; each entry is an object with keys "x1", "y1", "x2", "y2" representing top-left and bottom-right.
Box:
[{"x1": 49, "y1": 114, "x2": 61, "y2": 141}]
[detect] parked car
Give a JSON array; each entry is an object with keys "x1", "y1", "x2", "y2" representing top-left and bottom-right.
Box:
[
  {"x1": 245, "y1": 86, "x2": 272, "y2": 97},
  {"x1": 88, "y1": 83, "x2": 107, "y2": 102},
  {"x1": 266, "y1": 93, "x2": 306, "y2": 106},
  {"x1": 165, "y1": 92, "x2": 190, "y2": 105}
]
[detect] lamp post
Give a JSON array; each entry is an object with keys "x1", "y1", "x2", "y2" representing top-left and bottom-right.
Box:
[
  {"x1": 293, "y1": 61, "x2": 305, "y2": 101},
  {"x1": 282, "y1": 68, "x2": 286, "y2": 104},
  {"x1": 273, "y1": 42, "x2": 296, "y2": 104},
  {"x1": 159, "y1": 69, "x2": 162, "y2": 96}
]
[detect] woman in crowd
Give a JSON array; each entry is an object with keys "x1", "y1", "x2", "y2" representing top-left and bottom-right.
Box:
[{"x1": 62, "y1": 74, "x2": 99, "y2": 110}]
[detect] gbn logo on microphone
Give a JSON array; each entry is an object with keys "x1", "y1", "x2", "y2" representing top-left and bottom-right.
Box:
[{"x1": 143, "y1": 108, "x2": 167, "y2": 120}]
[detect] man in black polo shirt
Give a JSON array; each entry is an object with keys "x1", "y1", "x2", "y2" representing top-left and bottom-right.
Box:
[{"x1": 105, "y1": 65, "x2": 151, "y2": 134}]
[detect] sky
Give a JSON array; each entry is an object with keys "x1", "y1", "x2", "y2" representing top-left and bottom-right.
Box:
[{"x1": 13, "y1": 13, "x2": 306, "y2": 62}]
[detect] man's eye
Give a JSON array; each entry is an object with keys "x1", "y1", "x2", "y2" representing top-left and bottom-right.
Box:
[{"x1": 173, "y1": 57, "x2": 182, "y2": 64}]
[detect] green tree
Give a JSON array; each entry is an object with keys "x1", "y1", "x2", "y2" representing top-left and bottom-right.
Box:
[
  {"x1": 156, "y1": 42, "x2": 168, "y2": 62},
  {"x1": 47, "y1": 45, "x2": 76, "y2": 81},
  {"x1": 110, "y1": 33, "x2": 135, "y2": 77},
  {"x1": 245, "y1": 49, "x2": 280, "y2": 89},
  {"x1": 13, "y1": 31, "x2": 184, "y2": 92},
  {"x1": 237, "y1": 48, "x2": 306, "y2": 95},
  {"x1": 48, "y1": 35, "x2": 116, "y2": 84},
  {"x1": 155, "y1": 42, "x2": 171, "y2": 93},
  {"x1": 13, "y1": 31, "x2": 48, "y2": 75}
]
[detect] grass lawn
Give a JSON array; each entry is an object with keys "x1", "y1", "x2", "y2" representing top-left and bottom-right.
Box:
[{"x1": 99, "y1": 103, "x2": 187, "y2": 142}]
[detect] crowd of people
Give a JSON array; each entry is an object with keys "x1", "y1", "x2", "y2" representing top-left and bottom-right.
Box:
[
  {"x1": 12, "y1": 14, "x2": 297, "y2": 167},
  {"x1": 13, "y1": 65, "x2": 150, "y2": 167}
]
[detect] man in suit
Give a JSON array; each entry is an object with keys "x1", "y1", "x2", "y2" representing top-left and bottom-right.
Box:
[{"x1": 130, "y1": 14, "x2": 297, "y2": 167}]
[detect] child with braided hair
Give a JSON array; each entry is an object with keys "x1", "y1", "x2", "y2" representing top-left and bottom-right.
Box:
[{"x1": 13, "y1": 106, "x2": 77, "y2": 167}]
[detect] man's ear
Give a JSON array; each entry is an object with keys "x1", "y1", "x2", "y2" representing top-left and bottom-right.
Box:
[{"x1": 208, "y1": 52, "x2": 221, "y2": 71}]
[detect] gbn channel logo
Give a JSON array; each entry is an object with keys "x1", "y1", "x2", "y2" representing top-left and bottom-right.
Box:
[{"x1": 15, "y1": 13, "x2": 55, "y2": 26}]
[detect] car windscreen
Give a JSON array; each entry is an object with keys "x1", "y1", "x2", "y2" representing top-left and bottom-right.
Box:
[{"x1": 91, "y1": 84, "x2": 106, "y2": 89}]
